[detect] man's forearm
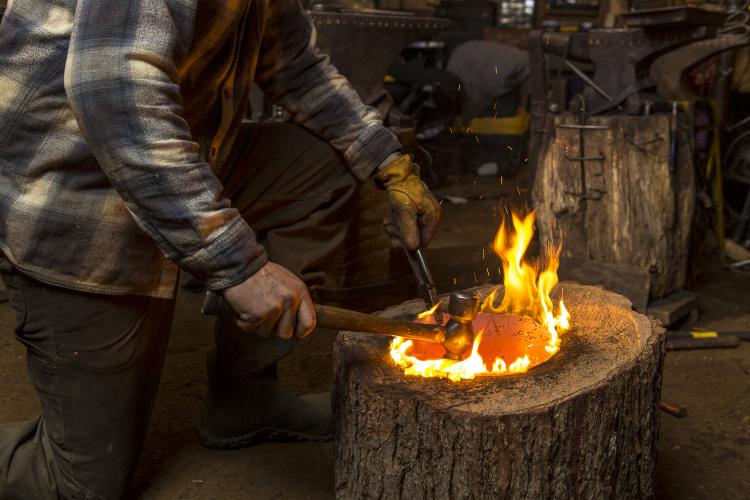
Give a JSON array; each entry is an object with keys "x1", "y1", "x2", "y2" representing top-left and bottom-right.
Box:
[
  {"x1": 66, "y1": 0, "x2": 265, "y2": 290},
  {"x1": 255, "y1": 0, "x2": 402, "y2": 181}
]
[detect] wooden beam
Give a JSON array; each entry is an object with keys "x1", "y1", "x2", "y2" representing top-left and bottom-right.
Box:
[{"x1": 647, "y1": 290, "x2": 698, "y2": 327}]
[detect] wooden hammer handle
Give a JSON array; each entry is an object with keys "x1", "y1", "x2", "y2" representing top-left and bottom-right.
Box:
[
  {"x1": 315, "y1": 304, "x2": 445, "y2": 345},
  {"x1": 202, "y1": 290, "x2": 444, "y2": 345}
]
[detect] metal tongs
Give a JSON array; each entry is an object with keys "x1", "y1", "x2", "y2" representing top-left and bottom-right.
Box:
[
  {"x1": 403, "y1": 247, "x2": 440, "y2": 317},
  {"x1": 389, "y1": 224, "x2": 441, "y2": 323}
]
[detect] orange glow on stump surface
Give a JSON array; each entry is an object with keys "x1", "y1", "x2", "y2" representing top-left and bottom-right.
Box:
[{"x1": 389, "y1": 211, "x2": 571, "y2": 382}]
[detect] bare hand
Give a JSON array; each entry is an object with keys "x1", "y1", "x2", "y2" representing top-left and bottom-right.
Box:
[{"x1": 222, "y1": 262, "x2": 316, "y2": 339}]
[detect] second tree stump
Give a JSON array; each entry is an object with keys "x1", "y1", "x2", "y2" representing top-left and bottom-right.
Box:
[{"x1": 531, "y1": 113, "x2": 695, "y2": 299}]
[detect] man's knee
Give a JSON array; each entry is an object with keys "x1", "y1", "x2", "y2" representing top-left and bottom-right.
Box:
[{"x1": 0, "y1": 418, "x2": 134, "y2": 500}]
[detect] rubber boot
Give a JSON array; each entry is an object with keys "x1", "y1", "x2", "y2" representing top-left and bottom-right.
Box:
[{"x1": 197, "y1": 335, "x2": 332, "y2": 449}]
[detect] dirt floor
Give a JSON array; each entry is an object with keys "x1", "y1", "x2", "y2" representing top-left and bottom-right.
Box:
[{"x1": 1, "y1": 177, "x2": 748, "y2": 499}]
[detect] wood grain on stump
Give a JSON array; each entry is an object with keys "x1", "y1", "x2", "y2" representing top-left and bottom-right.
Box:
[{"x1": 334, "y1": 283, "x2": 665, "y2": 500}]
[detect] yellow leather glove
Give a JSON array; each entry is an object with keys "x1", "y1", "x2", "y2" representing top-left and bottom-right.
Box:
[{"x1": 375, "y1": 155, "x2": 440, "y2": 250}]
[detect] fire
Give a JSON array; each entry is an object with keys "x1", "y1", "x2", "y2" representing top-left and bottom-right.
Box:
[{"x1": 389, "y1": 211, "x2": 571, "y2": 382}]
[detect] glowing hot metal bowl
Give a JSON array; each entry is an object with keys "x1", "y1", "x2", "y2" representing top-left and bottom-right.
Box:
[{"x1": 390, "y1": 312, "x2": 555, "y2": 382}]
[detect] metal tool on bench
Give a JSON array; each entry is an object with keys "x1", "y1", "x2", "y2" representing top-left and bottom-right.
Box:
[
  {"x1": 202, "y1": 289, "x2": 481, "y2": 360},
  {"x1": 664, "y1": 329, "x2": 746, "y2": 350}
]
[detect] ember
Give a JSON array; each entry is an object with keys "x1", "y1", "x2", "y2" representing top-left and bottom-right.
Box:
[{"x1": 389, "y1": 211, "x2": 571, "y2": 381}]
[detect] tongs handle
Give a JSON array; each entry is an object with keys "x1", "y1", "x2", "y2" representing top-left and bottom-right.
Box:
[
  {"x1": 404, "y1": 247, "x2": 439, "y2": 309},
  {"x1": 383, "y1": 219, "x2": 441, "y2": 314}
]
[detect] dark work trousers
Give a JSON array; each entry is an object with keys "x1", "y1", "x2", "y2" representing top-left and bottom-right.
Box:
[
  {"x1": 0, "y1": 122, "x2": 359, "y2": 499},
  {"x1": 213, "y1": 122, "x2": 359, "y2": 382},
  {"x1": 0, "y1": 256, "x2": 176, "y2": 500}
]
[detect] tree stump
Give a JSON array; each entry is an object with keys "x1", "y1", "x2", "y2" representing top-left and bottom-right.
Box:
[
  {"x1": 531, "y1": 113, "x2": 695, "y2": 299},
  {"x1": 334, "y1": 283, "x2": 665, "y2": 499}
]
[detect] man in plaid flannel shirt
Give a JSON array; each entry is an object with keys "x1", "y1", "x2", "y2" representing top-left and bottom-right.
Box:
[{"x1": 0, "y1": 0, "x2": 440, "y2": 497}]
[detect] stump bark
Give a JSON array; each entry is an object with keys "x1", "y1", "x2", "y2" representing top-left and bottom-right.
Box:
[{"x1": 334, "y1": 283, "x2": 665, "y2": 500}]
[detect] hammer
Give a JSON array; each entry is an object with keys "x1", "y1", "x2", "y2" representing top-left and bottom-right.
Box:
[{"x1": 203, "y1": 289, "x2": 481, "y2": 360}]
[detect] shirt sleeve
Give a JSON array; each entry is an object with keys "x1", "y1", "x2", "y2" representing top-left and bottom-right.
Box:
[
  {"x1": 64, "y1": 0, "x2": 267, "y2": 291},
  {"x1": 255, "y1": 0, "x2": 403, "y2": 181}
]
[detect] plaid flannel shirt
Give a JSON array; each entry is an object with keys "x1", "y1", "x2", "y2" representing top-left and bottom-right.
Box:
[{"x1": 0, "y1": 0, "x2": 400, "y2": 298}]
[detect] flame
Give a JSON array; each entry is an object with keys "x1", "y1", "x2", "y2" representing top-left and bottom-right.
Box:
[
  {"x1": 389, "y1": 211, "x2": 571, "y2": 381},
  {"x1": 417, "y1": 302, "x2": 442, "y2": 321}
]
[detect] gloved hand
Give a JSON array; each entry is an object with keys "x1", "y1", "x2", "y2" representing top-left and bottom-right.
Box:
[{"x1": 375, "y1": 154, "x2": 440, "y2": 250}]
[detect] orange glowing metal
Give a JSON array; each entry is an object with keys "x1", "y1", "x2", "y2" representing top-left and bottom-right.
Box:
[{"x1": 389, "y1": 211, "x2": 571, "y2": 382}]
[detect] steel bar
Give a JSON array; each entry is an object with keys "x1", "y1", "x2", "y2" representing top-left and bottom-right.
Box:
[
  {"x1": 667, "y1": 330, "x2": 750, "y2": 341},
  {"x1": 564, "y1": 60, "x2": 616, "y2": 104},
  {"x1": 666, "y1": 336, "x2": 740, "y2": 350},
  {"x1": 732, "y1": 188, "x2": 750, "y2": 242},
  {"x1": 659, "y1": 401, "x2": 688, "y2": 418},
  {"x1": 556, "y1": 124, "x2": 610, "y2": 130}
]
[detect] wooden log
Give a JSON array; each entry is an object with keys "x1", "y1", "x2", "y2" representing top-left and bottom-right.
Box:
[
  {"x1": 334, "y1": 283, "x2": 665, "y2": 499},
  {"x1": 646, "y1": 290, "x2": 698, "y2": 327},
  {"x1": 558, "y1": 257, "x2": 651, "y2": 313},
  {"x1": 531, "y1": 113, "x2": 695, "y2": 299},
  {"x1": 665, "y1": 336, "x2": 740, "y2": 351}
]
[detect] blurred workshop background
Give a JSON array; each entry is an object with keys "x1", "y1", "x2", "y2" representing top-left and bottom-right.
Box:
[{"x1": 1, "y1": 0, "x2": 749, "y2": 498}]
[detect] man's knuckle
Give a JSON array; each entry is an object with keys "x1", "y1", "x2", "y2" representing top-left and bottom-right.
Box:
[
  {"x1": 238, "y1": 312, "x2": 258, "y2": 323},
  {"x1": 278, "y1": 325, "x2": 294, "y2": 339},
  {"x1": 280, "y1": 296, "x2": 295, "y2": 309}
]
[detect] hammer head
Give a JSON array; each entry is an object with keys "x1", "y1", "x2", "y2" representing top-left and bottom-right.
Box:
[{"x1": 443, "y1": 290, "x2": 481, "y2": 360}]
